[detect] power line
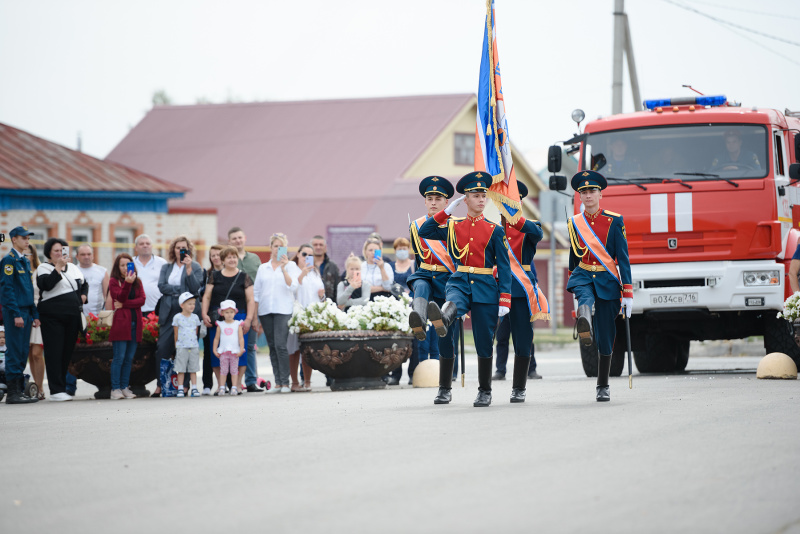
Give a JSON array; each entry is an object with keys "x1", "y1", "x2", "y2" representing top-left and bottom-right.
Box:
[
  {"x1": 686, "y1": 0, "x2": 800, "y2": 21},
  {"x1": 714, "y1": 17, "x2": 800, "y2": 68},
  {"x1": 662, "y1": 0, "x2": 800, "y2": 48}
]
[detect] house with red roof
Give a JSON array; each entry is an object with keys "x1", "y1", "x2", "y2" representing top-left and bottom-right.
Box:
[
  {"x1": 107, "y1": 94, "x2": 574, "y2": 325},
  {"x1": 0, "y1": 122, "x2": 217, "y2": 268}
]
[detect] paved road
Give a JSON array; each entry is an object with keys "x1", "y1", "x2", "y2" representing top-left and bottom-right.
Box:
[{"x1": 1, "y1": 344, "x2": 798, "y2": 534}]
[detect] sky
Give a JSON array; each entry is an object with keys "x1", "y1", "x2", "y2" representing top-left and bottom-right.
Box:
[{"x1": 1, "y1": 0, "x2": 798, "y2": 170}]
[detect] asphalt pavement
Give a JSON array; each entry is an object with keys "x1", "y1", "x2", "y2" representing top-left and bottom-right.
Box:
[{"x1": 1, "y1": 343, "x2": 798, "y2": 534}]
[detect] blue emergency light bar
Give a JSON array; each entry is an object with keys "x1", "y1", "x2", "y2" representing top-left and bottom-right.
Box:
[{"x1": 643, "y1": 95, "x2": 727, "y2": 110}]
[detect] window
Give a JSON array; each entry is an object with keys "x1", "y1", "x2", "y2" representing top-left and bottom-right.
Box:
[
  {"x1": 775, "y1": 133, "x2": 785, "y2": 176},
  {"x1": 454, "y1": 133, "x2": 475, "y2": 166},
  {"x1": 114, "y1": 229, "x2": 135, "y2": 256},
  {"x1": 28, "y1": 226, "x2": 48, "y2": 263}
]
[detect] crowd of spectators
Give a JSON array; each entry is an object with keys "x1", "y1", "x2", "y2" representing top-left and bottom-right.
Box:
[{"x1": 0, "y1": 226, "x2": 461, "y2": 402}]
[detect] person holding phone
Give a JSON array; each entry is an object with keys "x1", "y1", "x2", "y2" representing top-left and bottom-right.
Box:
[
  {"x1": 286, "y1": 244, "x2": 325, "y2": 391},
  {"x1": 154, "y1": 235, "x2": 204, "y2": 396},
  {"x1": 108, "y1": 253, "x2": 146, "y2": 399},
  {"x1": 337, "y1": 254, "x2": 371, "y2": 311},
  {"x1": 36, "y1": 238, "x2": 88, "y2": 401},
  {"x1": 253, "y1": 233, "x2": 300, "y2": 394},
  {"x1": 360, "y1": 237, "x2": 393, "y2": 300}
]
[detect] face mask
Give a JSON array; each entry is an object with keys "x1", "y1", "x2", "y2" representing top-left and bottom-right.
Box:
[{"x1": 395, "y1": 250, "x2": 409, "y2": 261}]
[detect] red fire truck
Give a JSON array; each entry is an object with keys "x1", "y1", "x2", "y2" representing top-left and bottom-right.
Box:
[{"x1": 551, "y1": 95, "x2": 800, "y2": 376}]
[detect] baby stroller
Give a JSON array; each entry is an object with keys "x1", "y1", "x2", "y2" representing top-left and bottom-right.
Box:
[{"x1": 0, "y1": 357, "x2": 38, "y2": 403}]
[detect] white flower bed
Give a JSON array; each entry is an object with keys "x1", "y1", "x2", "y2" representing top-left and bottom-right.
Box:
[
  {"x1": 777, "y1": 292, "x2": 800, "y2": 322},
  {"x1": 289, "y1": 294, "x2": 411, "y2": 335}
]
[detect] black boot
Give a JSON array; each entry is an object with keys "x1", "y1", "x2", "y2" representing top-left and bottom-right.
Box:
[
  {"x1": 434, "y1": 357, "x2": 455, "y2": 404},
  {"x1": 473, "y1": 357, "x2": 493, "y2": 407},
  {"x1": 576, "y1": 304, "x2": 594, "y2": 347},
  {"x1": 510, "y1": 355, "x2": 531, "y2": 403},
  {"x1": 596, "y1": 353, "x2": 611, "y2": 402},
  {"x1": 428, "y1": 301, "x2": 457, "y2": 338},
  {"x1": 6, "y1": 376, "x2": 37, "y2": 405},
  {"x1": 409, "y1": 297, "x2": 429, "y2": 341}
]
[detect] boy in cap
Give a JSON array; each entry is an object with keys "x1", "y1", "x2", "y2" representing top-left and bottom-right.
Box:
[
  {"x1": 172, "y1": 291, "x2": 203, "y2": 397},
  {"x1": 0, "y1": 226, "x2": 39, "y2": 404},
  {"x1": 566, "y1": 170, "x2": 633, "y2": 402},
  {"x1": 418, "y1": 171, "x2": 511, "y2": 407}
]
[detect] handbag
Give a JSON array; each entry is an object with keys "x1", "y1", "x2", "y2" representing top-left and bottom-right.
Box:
[
  {"x1": 62, "y1": 265, "x2": 88, "y2": 334},
  {"x1": 208, "y1": 270, "x2": 241, "y2": 323},
  {"x1": 159, "y1": 358, "x2": 178, "y2": 397}
]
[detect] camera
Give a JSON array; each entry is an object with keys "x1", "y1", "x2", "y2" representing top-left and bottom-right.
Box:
[
  {"x1": 0, "y1": 233, "x2": 4, "y2": 243},
  {"x1": 180, "y1": 248, "x2": 187, "y2": 261}
]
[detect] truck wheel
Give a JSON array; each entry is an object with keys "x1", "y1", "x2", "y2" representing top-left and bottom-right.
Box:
[
  {"x1": 675, "y1": 339, "x2": 690, "y2": 371},
  {"x1": 580, "y1": 342, "x2": 598, "y2": 377},
  {"x1": 634, "y1": 334, "x2": 678, "y2": 373},
  {"x1": 763, "y1": 315, "x2": 800, "y2": 367}
]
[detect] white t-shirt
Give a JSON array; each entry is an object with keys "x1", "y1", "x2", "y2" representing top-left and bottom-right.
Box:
[
  {"x1": 168, "y1": 263, "x2": 184, "y2": 286},
  {"x1": 134, "y1": 255, "x2": 167, "y2": 313},
  {"x1": 216, "y1": 319, "x2": 242, "y2": 354},
  {"x1": 296, "y1": 269, "x2": 325, "y2": 308},
  {"x1": 36, "y1": 263, "x2": 86, "y2": 302},
  {"x1": 361, "y1": 260, "x2": 394, "y2": 292},
  {"x1": 78, "y1": 263, "x2": 107, "y2": 315}
]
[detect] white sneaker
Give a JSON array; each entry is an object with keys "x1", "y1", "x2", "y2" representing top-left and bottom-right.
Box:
[
  {"x1": 110, "y1": 389, "x2": 125, "y2": 400},
  {"x1": 280, "y1": 386, "x2": 290, "y2": 393},
  {"x1": 266, "y1": 386, "x2": 280, "y2": 394},
  {"x1": 121, "y1": 388, "x2": 136, "y2": 399},
  {"x1": 230, "y1": 386, "x2": 238, "y2": 396},
  {"x1": 49, "y1": 392, "x2": 73, "y2": 402},
  {"x1": 202, "y1": 388, "x2": 212, "y2": 396}
]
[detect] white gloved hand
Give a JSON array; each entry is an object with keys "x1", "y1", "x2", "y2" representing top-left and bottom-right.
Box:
[
  {"x1": 444, "y1": 195, "x2": 466, "y2": 216},
  {"x1": 498, "y1": 306, "x2": 510, "y2": 318},
  {"x1": 621, "y1": 297, "x2": 633, "y2": 318}
]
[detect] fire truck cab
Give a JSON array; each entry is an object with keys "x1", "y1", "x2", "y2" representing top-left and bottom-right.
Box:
[{"x1": 553, "y1": 95, "x2": 800, "y2": 376}]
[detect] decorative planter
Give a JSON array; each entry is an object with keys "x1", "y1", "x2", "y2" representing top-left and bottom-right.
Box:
[
  {"x1": 300, "y1": 330, "x2": 414, "y2": 391},
  {"x1": 69, "y1": 341, "x2": 157, "y2": 399}
]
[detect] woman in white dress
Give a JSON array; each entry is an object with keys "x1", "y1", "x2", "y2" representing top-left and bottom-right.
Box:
[
  {"x1": 25, "y1": 244, "x2": 45, "y2": 399},
  {"x1": 286, "y1": 244, "x2": 325, "y2": 391}
]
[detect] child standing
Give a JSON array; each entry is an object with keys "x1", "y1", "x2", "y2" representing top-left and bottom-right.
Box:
[
  {"x1": 213, "y1": 299, "x2": 245, "y2": 396},
  {"x1": 0, "y1": 326, "x2": 6, "y2": 374},
  {"x1": 172, "y1": 292, "x2": 202, "y2": 397}
]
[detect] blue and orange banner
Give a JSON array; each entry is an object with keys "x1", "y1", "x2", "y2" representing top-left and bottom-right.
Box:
[
  {"x1": 570, "y1": 213, "x2": 622, "y2": 287},
  {"x1": 508, "y1": 248, "x2": 550, "y2": 322},
  {"x1": 475, "y1": 0, "x2": 522, "y2": 224}
]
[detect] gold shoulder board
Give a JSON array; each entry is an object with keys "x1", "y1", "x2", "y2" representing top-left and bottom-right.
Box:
[{"x1": 604, "y1": 210, "x2": 621, "y2": 217}]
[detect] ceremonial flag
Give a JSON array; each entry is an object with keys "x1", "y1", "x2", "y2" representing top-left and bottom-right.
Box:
[{"x1": 475, "y1": 0, "x2": 522, "y2": 224}]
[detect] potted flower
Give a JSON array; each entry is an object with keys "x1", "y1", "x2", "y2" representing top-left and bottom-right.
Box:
[
  {"x1": 777, "y1": 293, "x2": 800, "y2": 348},
  {"x1": 69, "y1": 312, "x2": 160, "y2": 399},
  {"x1": 290, "y1": 295, "x2": 414, "y2": 390}
]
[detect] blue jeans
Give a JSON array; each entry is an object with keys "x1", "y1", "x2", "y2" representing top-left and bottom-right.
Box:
[
  {"x1": 244, "y1": 325, "x2": 258, "y2": 386},
  {"x1": 111, "y1": 322, "x2": 138, "y2": 390}
]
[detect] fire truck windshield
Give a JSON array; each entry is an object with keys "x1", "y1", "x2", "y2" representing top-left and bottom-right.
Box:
[{"x1": 585, "y1": 124, "x2": 768, "y2": 183}]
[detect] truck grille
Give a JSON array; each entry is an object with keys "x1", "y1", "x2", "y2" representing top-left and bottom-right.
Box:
[{"x1": 643, "y1": 278, "x2": 706, "y2": 288}]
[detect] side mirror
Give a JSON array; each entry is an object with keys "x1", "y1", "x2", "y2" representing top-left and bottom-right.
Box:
[
  {"x1": 547, "y1": 145, "x2": 562, "y2": 173},
  {"x1": 549, "y1": 175, "x2": 567, "y2": 191},
  {"x1": 789, "y1": 163, "x2": 800, "y2": 181}
]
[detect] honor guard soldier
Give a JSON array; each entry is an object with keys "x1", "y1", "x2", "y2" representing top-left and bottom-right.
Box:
[
  {"x1": 407, "y1": 176, "x2": 456, "y2": 341},
  {"x1": 419, "y1": 171, "x2": 511, "y2": 407},
  {"x1": 0, "y1": 226, "x2": 40, "y2": 404},
  {"x1": 566, "y1": 171, "x2": 633, "y2": 402},
  {"x1": 501, "y1": 182, "x2": 548, "y2": 403}
]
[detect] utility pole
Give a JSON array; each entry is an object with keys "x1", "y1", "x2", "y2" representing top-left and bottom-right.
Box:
[{"x1": 611, "y1": 0, "x2": 642, "y2": 114}]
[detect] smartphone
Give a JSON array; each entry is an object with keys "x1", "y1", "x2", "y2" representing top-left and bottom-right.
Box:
[
  {"x1": 62, "y1": 246, "x2": 69, "y2": 257},
  {"x1": 305, "y1": 255, "x2": 314, "y2": 267},
  {"x1": 127, "y1": 262, "x2": 135, "y2": 274},
  {"x1": 180, "y1": 248, "x2": 187, "y2": 262},
  {"x1": 352, "y1": 270, "x2": 361, "y2": 283},
  {"x1": 278, "y1": 246, "x2": 287, "y2": 260},
  {"x1": 374, "y1": 248, "x2": 382, "y2": 260}
]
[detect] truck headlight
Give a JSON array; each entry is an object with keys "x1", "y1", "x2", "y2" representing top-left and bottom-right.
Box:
[{"x1": 743, "y1": 270, "x2": 780, "y2": 286}]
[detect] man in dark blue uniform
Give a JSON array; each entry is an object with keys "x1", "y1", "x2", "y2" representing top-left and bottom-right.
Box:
[
  {"x1": 419, "y1": 171, "x2": 511, "y2": 407},
  {"x1": 0, "y1": 226, "x2": 40, "y2": 404},
  {"x1": 566, "y1": 171, "x2": 633, "y2": 402},
  {"x1": 498, "y1": 182, "x2": 546, "y2": 402},
  {"x1": 407, "y1": 175, "x2": 456, "y2": 341}
]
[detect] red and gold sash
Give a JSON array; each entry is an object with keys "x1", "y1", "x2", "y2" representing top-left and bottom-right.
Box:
[
  {"x1": 508, "y1": 248, "x2": 550, "y2": 322},
  {"x1": 413, "y1": 216, "x2": 455, "y2": 274},
  {"x1": 570, "y1": 213, "x2": 621, "y2": 287}
]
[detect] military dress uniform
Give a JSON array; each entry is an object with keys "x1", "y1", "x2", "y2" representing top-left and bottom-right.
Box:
[
  {"x1": 418, "y1": 171, "x2": 511, "y2": 407},
  {"x1": 566, "y1": 171, "x2": 632, "y2": 402},
  {"x1": 0, "y1": 226, "x2": 39, "y2": 404},
  {"x1": 407, "y1": 176, "x2": 455, "y2": 341},
  {"x1": 501, "y1": 182, "x2": 545, "y2": 402}
]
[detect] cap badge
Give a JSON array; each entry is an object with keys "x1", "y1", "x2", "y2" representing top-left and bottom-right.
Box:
[
  {"x1": 431, "y1": 177, "x2": 439, "y2": 182},
  {"x1": 478, "y1": 182, "x2": 483, "y2": 187},
  {"x1": 582, "y1": 172, "x2": 589, "y2": 177},
  {"x1": 476, "y1": 173, "x2": 483, "y2": 178},
  {"x1": 585, "y1": 181, "x2": 589, "y2": 186},
  {"x1": 432, "y1": 186, "x2": 437, "y2": 191}
]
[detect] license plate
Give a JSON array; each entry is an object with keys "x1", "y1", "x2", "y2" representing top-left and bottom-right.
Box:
[
  {"x1": 650, "y1": 293, "x2": 698, "y2": 305},
  {"x1": 745, "y1": 297, "x2": 765, "y2": 307}
]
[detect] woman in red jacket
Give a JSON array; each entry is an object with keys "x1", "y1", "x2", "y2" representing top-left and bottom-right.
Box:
[{"x1": 108, "y1": 253, "x2": 146, "y2": 400}]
